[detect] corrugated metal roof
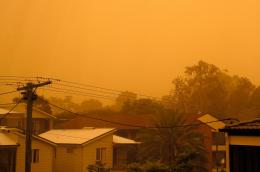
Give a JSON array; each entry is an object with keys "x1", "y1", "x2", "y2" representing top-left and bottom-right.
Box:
[
  {"x1": 113, "y1": 135, "x2": 140, "y2": 144},
  {"x1": 39, "y1": 128, "x2": 116, "y2": 144},
  {"x1": 223, "y1": 118, "x2": 260, "y2": 130}
]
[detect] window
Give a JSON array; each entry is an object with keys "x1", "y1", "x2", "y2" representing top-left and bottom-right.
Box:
[
  {"x1": 32, "y1": 149, "x2": 39, "y2": 163},
  {"x1": 212, "y1": 132, "x2": 226, "y2": 145},
  {"x1": 96, "y1": 148, "x2": 106, "y2": 162}
]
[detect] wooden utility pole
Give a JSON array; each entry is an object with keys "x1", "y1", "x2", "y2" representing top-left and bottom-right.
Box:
[{"x1": 17, "y1": 81, "x2": 51, "y2": 172}]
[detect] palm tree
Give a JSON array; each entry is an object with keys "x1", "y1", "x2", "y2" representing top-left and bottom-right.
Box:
[{"x1": 138, "y1": 110, "x2": 207, "y2": 172}]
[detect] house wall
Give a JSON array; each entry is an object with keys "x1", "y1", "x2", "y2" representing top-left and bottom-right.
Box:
[
  {"x1": 225, "y1": 135, "x2": 260, "y2": 172},
  {"x1": 2, "y1": 118, "x2": 24, "y2": 129},
  {"x1": 54, "y1": 146, "x2": 83, "y2": 172},
  {"x1": 229, "y1": 136, "x2": 260, "y2": 146},
  {"x1": 54, "y1": 133, "x2": 113, "y2": 172},
  {"x1": 82, "y1": 133, "x2": 114, "y2": 171},
  {"x1": 16, "y1": 136, "x2": 55, "y2": 172},
  {"x1": 196, "y1": 125, "x2": 213, "y2": 172}
]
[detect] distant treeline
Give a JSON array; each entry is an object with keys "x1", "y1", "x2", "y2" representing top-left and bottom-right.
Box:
[{"x1": 27, "y1": 61, "x2": 260, "y2": 120}]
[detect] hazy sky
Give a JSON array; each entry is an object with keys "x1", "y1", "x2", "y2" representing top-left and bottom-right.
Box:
[{"x1": 0, "y1": 0, "x2": 259, "y2": 99}]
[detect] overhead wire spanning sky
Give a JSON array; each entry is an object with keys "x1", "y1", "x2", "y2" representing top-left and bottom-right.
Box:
[{"x1": 0, "y1": 0, "x2": 259, "y2": 99}]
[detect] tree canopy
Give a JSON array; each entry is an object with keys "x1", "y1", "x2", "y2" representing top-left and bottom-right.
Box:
[{"x1": 170, "y1": 61, "x2": 257, "y2": 120}]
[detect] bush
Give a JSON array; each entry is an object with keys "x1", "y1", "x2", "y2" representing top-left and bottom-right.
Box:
[
  {"x1": 87, "y1": 161, "x2": 110, "y2": 172},
  {"x1": 126, "y1": 163, "x2": 143, "y2": 172},
  {"x1": 143, "y1": 161, "x2": 168, "y2": 172},
  {"x1": 127, "y1": 161, "x2": 168, "y2": 172}
]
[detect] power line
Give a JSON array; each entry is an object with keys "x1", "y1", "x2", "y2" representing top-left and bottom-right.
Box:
[
  {"x1": 43, "y1": 87, "x2": 173, "y2": 105},
  {"x1": 0, "y1": 100, "x2": 22, "y2": 122},
  {"x1": 57, "y1": 79, "x2": 160, "y2": 100},
  {"x1": 0, "y1": 103, "x2": 18, "y2": 106},
  {"x1": 40, "y1": 97, "x2": 234, "y2": 129},
  {"x1": 0, "y1": 76, "x2": 175, "y2": 105},
  {"x1": 38, "y1": 87, "x2": 116, "y2": 101},
  {"x1": 51, "y1": 82, "x2": 127, "y2": 97},
  {"x1": 0, "y1": 76, "x2": 164, "y2": 101},
  {"x1": 46, "y1": 86, "x2": 117, "y2": 99},
  {"x1": 0, "y1": 90, "x2": 19, "y2": 96}
]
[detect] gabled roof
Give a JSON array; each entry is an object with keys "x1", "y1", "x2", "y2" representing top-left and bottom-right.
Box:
[
  {"x1": 197, "y1": 114, "x2": 225, "y2": 130},
  {"x1": 113, "y1": 135, "x2": 140, "y2": 144},
  {"x1": 39, "y1": 128, "x2": 116, "y2": 145}
]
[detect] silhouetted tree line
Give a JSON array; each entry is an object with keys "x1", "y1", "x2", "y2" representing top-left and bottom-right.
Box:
[{"x1": 18, "y1": 61, "x2": 260, "y2": 121}]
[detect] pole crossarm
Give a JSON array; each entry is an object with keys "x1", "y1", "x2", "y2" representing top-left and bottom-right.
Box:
[{"x1": 17, "y1": 81, "x2": 52, "y2": 91}]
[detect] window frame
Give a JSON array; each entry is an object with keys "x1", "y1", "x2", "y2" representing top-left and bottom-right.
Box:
[
  {"x1": 96, "y1": 147, "x2": 106, "y2": 162},
  {"x1": 32, "y1": 149, "x2": 40, "y2": 163}
]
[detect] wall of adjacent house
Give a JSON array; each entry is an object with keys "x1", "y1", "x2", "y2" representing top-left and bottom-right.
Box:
[
  {"x1": 82, "y1": 133, "x2": 114, "y2": 171},
  {"x1": 15, "y1": 136, "x2": 55, "y2": 172},
  {"x1": 54, "y1": 133, "x2": 113, "y2": 172},
  {"x1": 54, "y1": 146, "x2": 83, "y2": 172}
]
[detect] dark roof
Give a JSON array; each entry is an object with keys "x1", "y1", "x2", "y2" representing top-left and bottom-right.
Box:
[
  {"x1": 220, "y1": 118, "x2": 260, "y2": 135},
  {"x1": 56, "y1": 114, "x2": 155, "y2": 129},
  {"x1": 56, "y1": 113, "x2": 209, "y2": 130}
]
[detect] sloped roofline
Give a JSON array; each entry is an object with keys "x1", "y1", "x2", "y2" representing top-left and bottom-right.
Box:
[
  {"x1": 38, "y1": 128, "x2": 117, "y2": 146},
  {"x1": 0, "y1": 127, "x2": 56, "y2": 147},
  {"x1": 32, "y1": 107, "x2": 57, "y2": 119}
]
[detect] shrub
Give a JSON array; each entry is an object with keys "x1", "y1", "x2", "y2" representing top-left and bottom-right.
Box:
[
  {"x1": 126, "y1": 163, "x2": 143, "y2": 172},
  {"x1": 87, "y1": 161, "x2": 110, "y2": 172},
  {"x1": 143, "y1": 161, "x2": 168, "y2": 172}
]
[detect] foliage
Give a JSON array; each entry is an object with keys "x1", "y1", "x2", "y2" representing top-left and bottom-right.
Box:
[
  {"x1": 79, "y1": 99, "x2": 103, "y2": 112},
  {"x1": 121, "y1": 98, "x2": 164, "y2": 115},
  {"x1": 13, "y1": 95, "x2": 52, "y2": 114},
  {"x1": 143, "y1": 161, "x2": 168, "y2": 172},
  {"x1": 87, "y1": 161, "x2": 110, "y2": 172},
  {"x1": 170, "y1": 60, "x2": 256, "y2": 119},
  {"x1": 127, "y1": 162, "x2": 168, "y2": 172},
  {"x1": 127, "y1": 159, "x2": 201, "y2": 172},
  {"x1": 113, "y1": 91, "x2": 137, "y2": 111},
  {"x1": 127, "y1": 163, "x2": 144, "y2": 172},
  {"x1": 138, "y1": 110, "x2": 207, "y2": 171}
]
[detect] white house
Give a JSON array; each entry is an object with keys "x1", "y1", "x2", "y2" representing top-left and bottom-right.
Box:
[
  {"x1": 0, "y1": 126, "x2": 139, "y2": 172},
  {"x1": 0, "y1": 126, "x2": 55, "y2": 172},
  {"x1": 39, "y1": 128, "x2": 140, "y2": 172}
]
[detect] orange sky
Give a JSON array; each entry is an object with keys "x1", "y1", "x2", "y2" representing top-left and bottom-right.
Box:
[{"x1": 0, "y1": 0, "x2": 259, "y2": 99}]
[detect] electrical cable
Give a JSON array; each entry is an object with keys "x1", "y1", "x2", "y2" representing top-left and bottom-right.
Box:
[
  {"x1": 38, "y1": 87, "x2": 115, "y2": 101},
  {"x1": 40, "y1": 97, "x2": 235, "y2": 129},
  {"x1": 0, "y1": 100, "x2": 22, "y2": 122},
  {"x1": 0, "y1": 90, "x2": 19, "y2": 96}
]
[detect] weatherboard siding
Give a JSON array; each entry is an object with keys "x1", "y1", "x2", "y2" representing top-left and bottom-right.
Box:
[
  {"x1": 54, "y1": 146, "x2": 83, "y2": 172},
  {"x1": 82, "y1": 133, "x2": 114, "y2": 170},
  {"x1": 16, "y1": 136, "x2": 54, "y2": 172},
  {"x1": 54, "y1": 133, "x2": 113, "y2": 172}
]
